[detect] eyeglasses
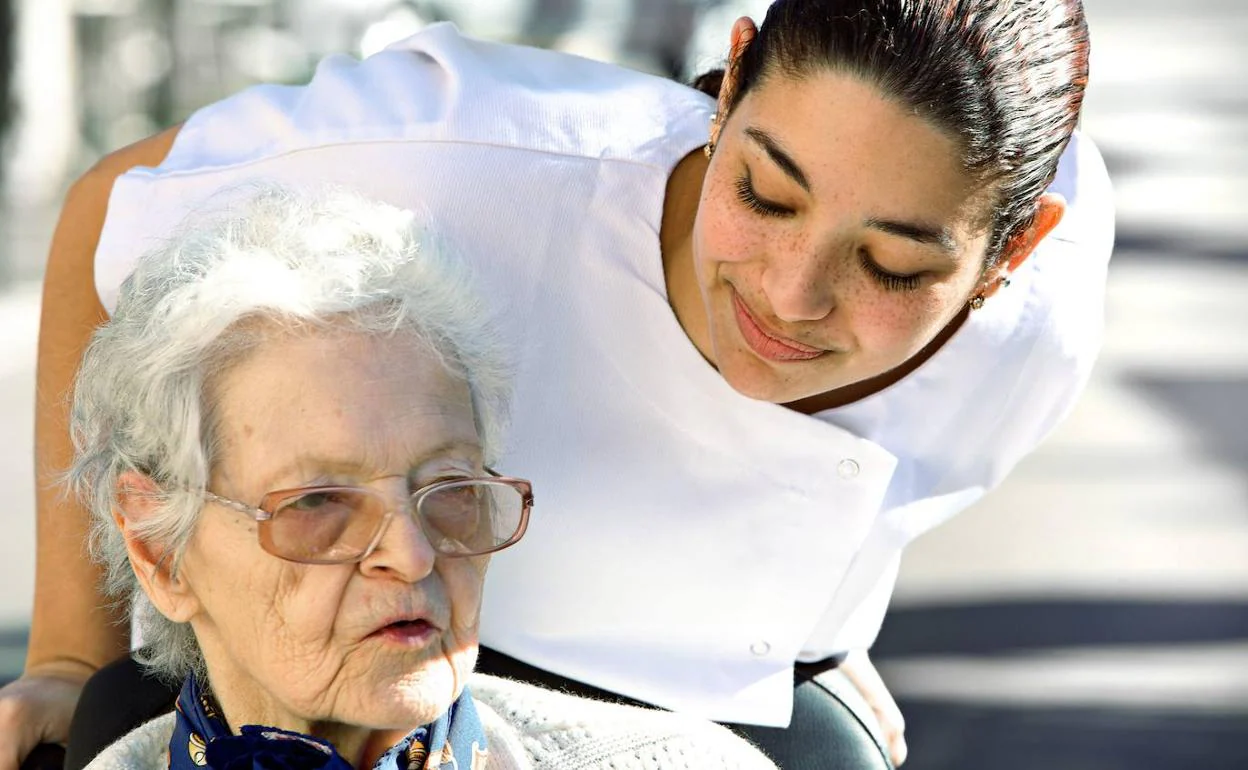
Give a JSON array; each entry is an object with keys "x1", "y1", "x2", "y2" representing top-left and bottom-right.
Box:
[{"x1": 203, "y1": 471, "x2": 533, "y2": 565}]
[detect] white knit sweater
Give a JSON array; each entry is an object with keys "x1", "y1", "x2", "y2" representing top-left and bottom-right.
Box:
[{"x1": 84, "y1": 674, "x2": 778, "y2": 769}]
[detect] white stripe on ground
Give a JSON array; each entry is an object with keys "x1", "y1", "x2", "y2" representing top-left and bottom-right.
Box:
[{"x1": 879, "y1": 643, "x2": 1248, "y2": 712}]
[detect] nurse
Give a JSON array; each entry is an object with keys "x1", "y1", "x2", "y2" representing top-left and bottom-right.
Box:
[{"x1": 2, "y1": 0, "x2": 1110, "y2": 767}]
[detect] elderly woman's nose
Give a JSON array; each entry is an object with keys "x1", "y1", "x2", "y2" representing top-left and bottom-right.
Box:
[
  {"x1": 762, "y1": 246, "x2": 839, "y2": 323},
  {"x1": 361, "y1": 506, "x2": 438, "y2": 582}
]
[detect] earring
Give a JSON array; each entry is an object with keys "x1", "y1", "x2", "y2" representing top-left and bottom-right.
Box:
[
  {"x1": 1003, "y1": 278, "x2": 1012, "y2": 289},
  {"x1": 969, "y1": 294, "x2": 986, "y2": 311},
  {"x1": 705, "y1": 112, "x2": 719, "y2": 159}
]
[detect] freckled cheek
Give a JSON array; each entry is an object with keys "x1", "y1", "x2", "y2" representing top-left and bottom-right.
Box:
[
  {"x1": 846, "y1": 292, "x2": 936, "y2": 359},
  {"x1": 696, "y1": 192, "x2": 769, "y2": 273}
]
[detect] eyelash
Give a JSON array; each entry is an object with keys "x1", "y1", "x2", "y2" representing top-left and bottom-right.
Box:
[
  {"x1": 734, "y1": 172, "x2": 793, "y2": 218},
  {"x1": 734, "y1": 170, "x2": 924, "y2": 293},
  {"x1": 858, "y1": 248, "x2": 923, "y2": 292}
]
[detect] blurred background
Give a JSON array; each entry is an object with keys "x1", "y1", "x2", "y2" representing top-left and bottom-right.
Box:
[{"x1": 0, "y1": 1, "x2": 1245, "y2": 767}]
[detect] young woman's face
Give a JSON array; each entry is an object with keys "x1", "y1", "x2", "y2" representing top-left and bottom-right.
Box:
[{"x1": 691, "y1": 71, "x2": 994, "y2": 404}]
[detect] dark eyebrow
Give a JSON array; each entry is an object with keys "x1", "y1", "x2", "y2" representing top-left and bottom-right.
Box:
[
  {"x1": 744, "y1": 127, "x2": 811, "y2": 193},
  {"x1": 865, "y1": 217, "x2": 957, "y2": 256},
  {"x1": 744, "y1": 125, "x2": 956, "y2": 258}
]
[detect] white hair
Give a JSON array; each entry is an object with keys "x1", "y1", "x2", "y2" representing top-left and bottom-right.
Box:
[{"x1": 68, "y1": 184, "x2": 511, "y2": 681}]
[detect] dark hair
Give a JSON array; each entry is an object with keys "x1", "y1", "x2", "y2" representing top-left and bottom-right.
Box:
[{"x1": 695, "y1": 0, "x2": 1090, "y2": 268}]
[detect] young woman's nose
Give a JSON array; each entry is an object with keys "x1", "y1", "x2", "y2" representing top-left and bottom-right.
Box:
[{"x1": 761, "y1": 246, "x2": 839, "y2": 323}]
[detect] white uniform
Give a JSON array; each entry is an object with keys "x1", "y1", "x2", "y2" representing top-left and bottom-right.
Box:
[{"x1": 94, "y1": 23, "x2": 1114, "y2": 727}]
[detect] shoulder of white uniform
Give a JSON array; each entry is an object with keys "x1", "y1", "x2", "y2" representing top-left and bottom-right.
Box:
[
  {"x1": 952, "y1": 129, "x2": 1113, "y2": 485},
  {"x1": 972, "y1": 128, "x2": 1113, "y2": 376},
  {"x1": 1046, "y1": 130, "x2": 1116, "y2": 260},
  {"x1": 1024, "y1": 129, "x2": 1114, "y2": 368},
  {"x1": 83, "y1": 712, "x2": 175, "y2": 770},
  {"x1": 468, "y1": 674, "x2": 778, "y2": 770},
  {"x1": 154, "y1": 22, "x2": 713, "y2": 178}
]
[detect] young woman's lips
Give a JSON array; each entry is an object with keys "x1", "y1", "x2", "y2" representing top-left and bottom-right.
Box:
[{"x1": 731, "y1": 293, "x2": 827, "y2": 362}]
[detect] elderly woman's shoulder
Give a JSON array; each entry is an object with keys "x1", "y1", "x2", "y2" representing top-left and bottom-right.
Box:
[
  {"x1": 470, "y1": 673, "x2": 778, "y2": 770},
  {"x1": 82, "y1": 712, "x2": 176, "y2": 770}
]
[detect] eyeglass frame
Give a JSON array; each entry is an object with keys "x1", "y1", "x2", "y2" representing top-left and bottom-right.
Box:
[{"x1": 201, "y1": 468, "x2": 533, "y2": 565}]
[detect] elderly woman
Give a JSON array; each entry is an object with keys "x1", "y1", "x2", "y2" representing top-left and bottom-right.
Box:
[{"x1": 70, "y1": 186, "x2": 777, "y2": 770}]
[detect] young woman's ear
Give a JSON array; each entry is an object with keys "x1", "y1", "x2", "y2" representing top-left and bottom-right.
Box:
[
  {"x1": 115, "y1": 470, "x2": 199, "y2": 623},
  {"x1": 713, "y1": 17, "x2": 759, "y2": 144},
  {"x1": 980, "y1": 193, "x2": 1067, "y2": 299}
]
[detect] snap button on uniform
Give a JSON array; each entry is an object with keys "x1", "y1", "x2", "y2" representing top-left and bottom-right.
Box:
[
  {"x1": 837, "y1": 458, "x2": 860, "y2": 479},
  {"x1": 750, "y1": 640, "x2": 771, "y2": 656}
]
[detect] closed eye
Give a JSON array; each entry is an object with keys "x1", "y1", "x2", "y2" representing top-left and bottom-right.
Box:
[
  {"x1": 858, "y1": 247, "x2": 924, "y2": 292},
  {"x1": 734, "y1": 171, "x2": 794, "y2": 218}
]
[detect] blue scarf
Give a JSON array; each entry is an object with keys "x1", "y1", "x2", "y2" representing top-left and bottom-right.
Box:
[{"x1": 168, "y1": 674, "x2": 488, "y2": 769}]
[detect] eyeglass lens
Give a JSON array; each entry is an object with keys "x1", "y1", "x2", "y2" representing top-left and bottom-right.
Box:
[{"x1": 260, "y1": 480, "x2": 524, "y2": 563}]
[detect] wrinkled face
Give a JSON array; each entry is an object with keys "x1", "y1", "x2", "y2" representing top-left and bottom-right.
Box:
[
  {"x1": 693, "y1": 71, "x2": 994, "y2": 403},
  {"x1": 177, "y1": 329, "x2": 485, "y2": 732}
]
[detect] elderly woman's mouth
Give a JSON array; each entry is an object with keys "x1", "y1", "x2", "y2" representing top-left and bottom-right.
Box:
[{"x1": 368, "y1": 618, "x2": 441, "y2": 647}]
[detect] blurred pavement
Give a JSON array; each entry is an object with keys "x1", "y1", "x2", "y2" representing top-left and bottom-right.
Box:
[{"x1": 0, "y1": 0, "x2": 1245, "y2": 767}]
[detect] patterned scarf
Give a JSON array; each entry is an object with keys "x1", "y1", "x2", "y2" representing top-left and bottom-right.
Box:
[{"x1": 168, "y1": 674, "x2": 488, "y2": 769}]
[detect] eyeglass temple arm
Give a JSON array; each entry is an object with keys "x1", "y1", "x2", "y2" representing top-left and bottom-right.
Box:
[{"x1": 203, "y1": 490, "x2": 273, "y2": 521}]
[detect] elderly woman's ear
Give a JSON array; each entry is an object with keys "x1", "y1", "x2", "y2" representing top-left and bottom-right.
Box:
[{"x1": 114, "y1": 471, "x2": 200, "y2": 623}]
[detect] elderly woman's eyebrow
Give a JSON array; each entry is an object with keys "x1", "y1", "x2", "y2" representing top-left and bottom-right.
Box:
[
  {"x1": 744, "y1": 126, "x2": 811, "y2": 193},
  {"x1": 259, "y1": 440, "x2": 484, "y2": 489}
]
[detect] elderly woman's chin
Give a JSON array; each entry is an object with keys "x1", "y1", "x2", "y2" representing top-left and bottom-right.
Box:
[
  {"x1": 330, "y1": 616, "x2": 483, "y2": 728},
  {"x1": 379, "y1": 642, "x2": 480, "y2": 724}
]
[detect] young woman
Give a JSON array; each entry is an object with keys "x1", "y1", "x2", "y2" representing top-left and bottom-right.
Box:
[{"x1": 1, "y1": 1, "x2": 1110, "y2": 767}]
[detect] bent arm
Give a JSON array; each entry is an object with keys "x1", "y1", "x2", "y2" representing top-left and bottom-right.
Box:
[{"x1": 27, "y1": 126, "x2": 182, "y2": 678}]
